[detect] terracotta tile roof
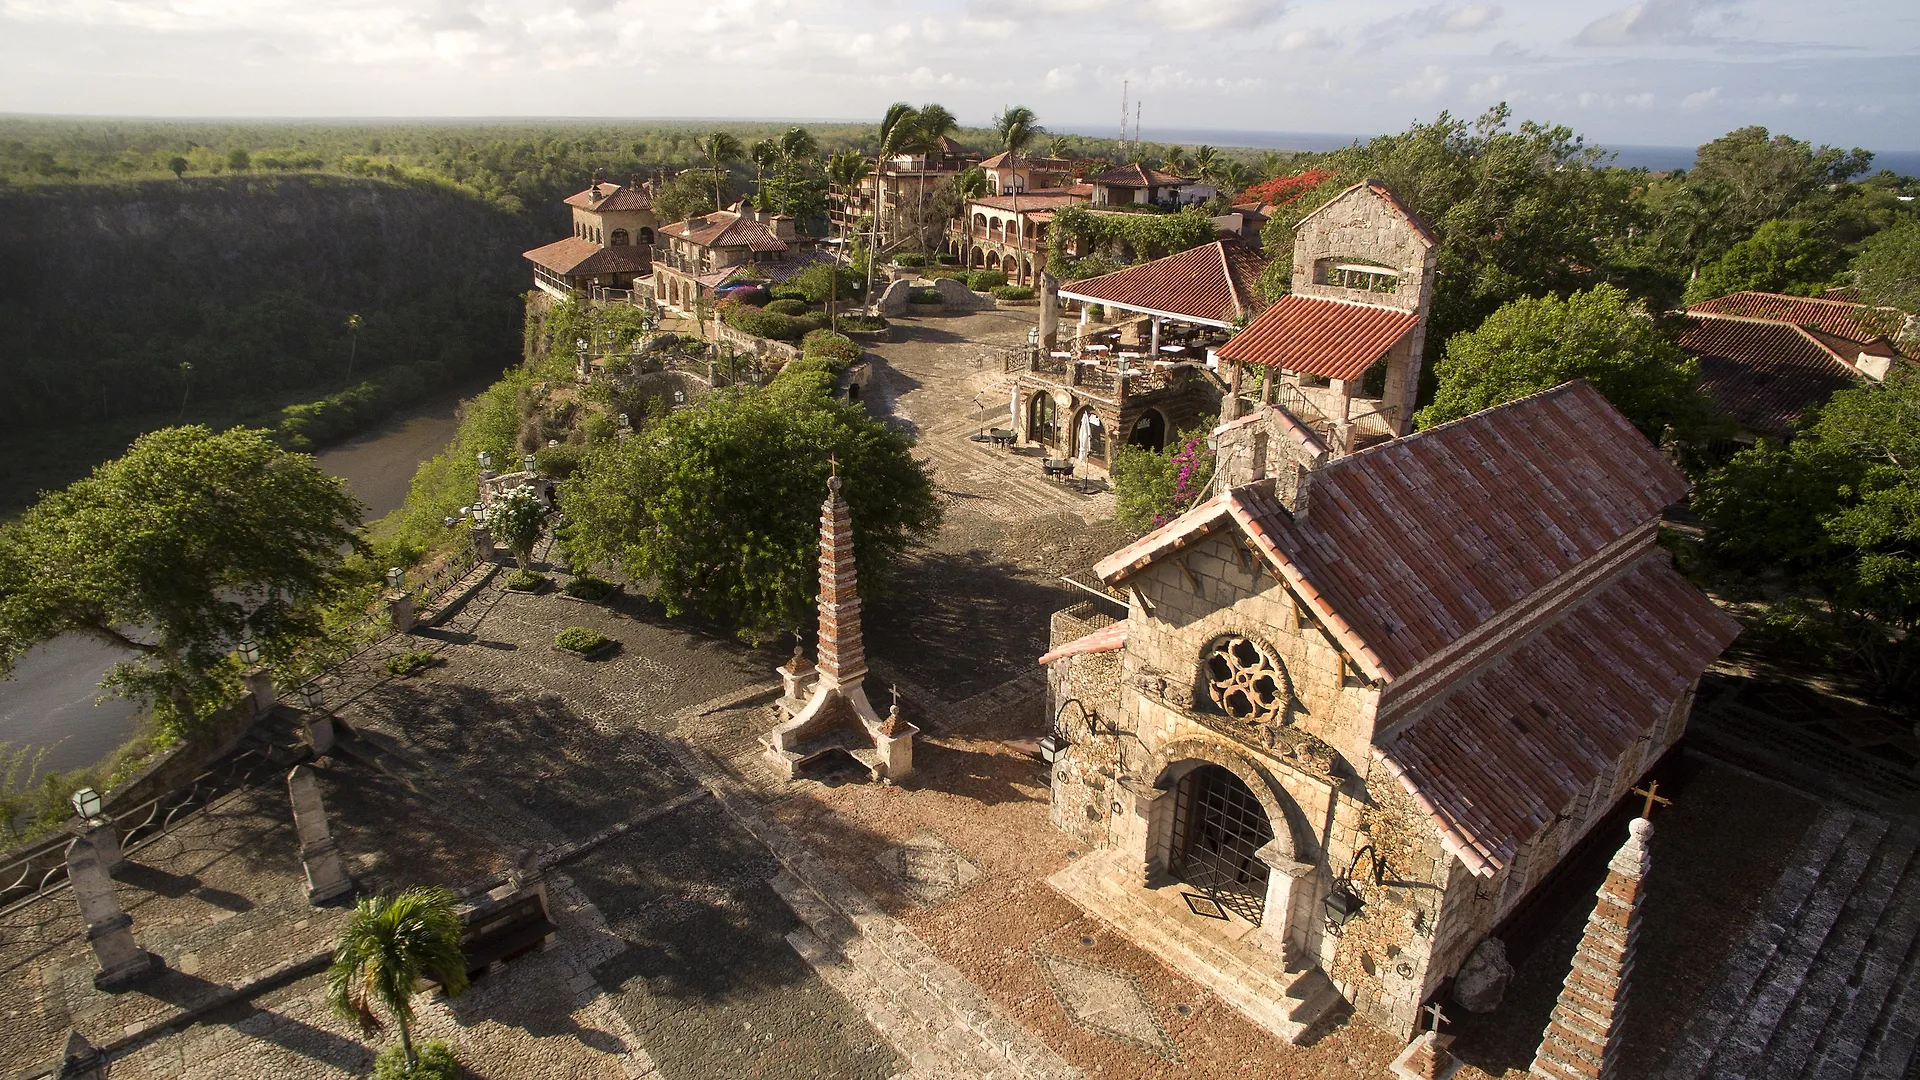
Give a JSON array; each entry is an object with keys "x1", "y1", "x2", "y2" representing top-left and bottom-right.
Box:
[
  {"x1": 1376, "y1": 553, "x2": 1739, "y2": 876},
  {"x1": 522, "y1": 236, "x2": 653, "y2": 275},
  {"x1": 1038, "y1": 622, "x2": 1129, "y2": 664},
  {"x1": 1092, "y1": 496, "x2": 1233, "y2": 584},
  {"x1": 1060, "y1": 241, "x2": 1269, "y2": 325},
  {"x1": 1688, "y1": 290, "x2": 1905, "y2": 346},
  {"x1": 1678, "y1": 316, "x2": 1859, "y2": 437},
  {"x1": 1213, "y1": 294, "x2": 1418, "y2": 381},
  {"x1": 1246, "y1": 382, "x2": 1686, "y2": 678},
  {"x1": 969, "y1": 190, "x2": 1089, "y2": 213},
  {"x1": 1089, "y1": 163, "x2": 1195, "y2": 188},
  {"x1": 661, "y1": 211, "x2": 788, "y2": 252},
  {"x1": 564, "y1": 180, "x2": 655, "y2": 212},
  {"x1": 977, "y1": 152, "x2": 1026, "y2": 169}
]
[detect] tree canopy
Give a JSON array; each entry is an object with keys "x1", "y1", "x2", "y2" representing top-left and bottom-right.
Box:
[
  {"x1": 1850, "y1": 219, "x2": 1920, "y2": 317},
  {"x1": 0, "y1": 426, "x2": 364, "y2": 734},
  {"x1": 1694, "y1": 365, "x2": 1920, "y2": 694},
  {"x1": 559, "y1": 378, "x2": 938, "y2": 641},
  {"x1": 1683, "y1": 219, "x2": 1850, "y2": 304},
  {"x1": 1415, "y1": 284, "x2": 1722, "y2": 447}
]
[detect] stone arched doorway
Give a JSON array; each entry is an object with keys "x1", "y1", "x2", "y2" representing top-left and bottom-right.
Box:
[
  {"x1": 1028, "y1": 392, "x2": 1059, "y2": 445},
  {"x1": 1170, "y1": 763, "x2": 1275, "y2": 923},
  {"x1": 1072, "y1": 406, "x2": 1105, "y2": 463},
  {"x1": 1129, "y1": 408, "x2": 1167, "y2": 451}
]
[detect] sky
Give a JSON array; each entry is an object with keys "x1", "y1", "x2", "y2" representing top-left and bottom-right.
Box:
[{"x1": 2, "y1": 0, "x2": 1915, "y2": 151}]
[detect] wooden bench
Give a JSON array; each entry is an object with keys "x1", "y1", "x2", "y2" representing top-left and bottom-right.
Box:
[{"x1": 457, "y1": 890, "x2": 557, "y2": 978}]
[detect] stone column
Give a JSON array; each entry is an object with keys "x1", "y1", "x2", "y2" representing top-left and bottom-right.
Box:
[
  {"x1": 243, "y1": 667, "x2": 276, "y2": 717},
  {"x1": 46, "y1": 1030, "x2": 105, "y2": 1080},
  {"x1": 305, "y1": 709, "x2": 335, "y2": 757},
  {"x1": 1255, "y1": 841, "x2": 1317, "y2": 962},
  {"x1": 73, "y1": 816, "x2": 125, "y2": 874},
  {"x1": 1120, "y1": 779, "x2": 1170, "y2": 889},
  {"x1": 777, "y1": 648, "x2": 817, "y2": 720},
  {"x1": 1038, "y1": 273, "x2": 1060, "y2": 349},
  {"x1": 1149, "y1": 316, "x2": 1161, "y2": 357},
  {"x1": 288, "y1": 766, "x2": 353, "y2": 905},
  {"x1": 874, "y1": 704, "x2": 918, "y2": 782},
  {"x1": 66, "y1": 831, "x2": 161, "y2": 990},
  {"x1": 470, "y1": 524, "x2": 494, "y2": 564},
  {"x1": 1224, "y1": 359, "x2": 1243, "y2": 422},
  {"x1": 386, "y1": 593, "x2": 416, "y2": 633}
]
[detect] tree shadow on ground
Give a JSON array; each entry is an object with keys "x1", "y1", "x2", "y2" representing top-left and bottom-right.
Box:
[
  {"x1": 188, "y1": 997, "x2": 373, "y2": 1071},
  {"x1": 867, "y1": 549, "x2": 1081, "y2": 702},
  {"x1": 348, "y1": 681, "x2": 696, "y2": 845},
  {"x1": 897, "y1": 739, "x2": 1050, "y2": 809}
]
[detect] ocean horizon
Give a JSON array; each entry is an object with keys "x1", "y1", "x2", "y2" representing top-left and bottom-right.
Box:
[{"x1": 1062, "y1": 124, "x2": 1920, "y2": 177}]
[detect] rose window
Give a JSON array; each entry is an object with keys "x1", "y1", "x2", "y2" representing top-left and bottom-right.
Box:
[{"x1": 1202, "y1": 636, "x2": 1290, "y2": 725}]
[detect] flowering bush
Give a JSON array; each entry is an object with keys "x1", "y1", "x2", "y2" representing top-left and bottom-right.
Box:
[
  {"x1": 1111, "y1": 423, "x2": 1216, "y2": 534},
  {"x1": 1236, "y1": 167, "x2": 1334, "y2": 206}
]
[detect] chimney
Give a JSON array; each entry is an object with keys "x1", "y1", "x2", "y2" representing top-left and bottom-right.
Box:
[
  {"x1": 688, "y1": 215, "x2": 709, "y2": 229},
  {"x1": 771, "y1": 214, "x2": 797, "y2": 241}
]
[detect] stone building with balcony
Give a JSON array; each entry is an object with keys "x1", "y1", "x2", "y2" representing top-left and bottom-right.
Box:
[
  {"x1": 949, "y1": 189, "x2": 1090, "y2": 283},
  {"x1": 1041, "y1": 380, "x2": 1741, "y2": 1042},
  {"x1": 1086, "y1": 162, "x2": 1219, "y2": 208},
  {"x1": 652, "y1": 206, "x2": 814, "y2": 317},
  {"x1": 828, "y1": 136, "x2": 979, "y2": 248},
  {"x1": 522, "y1": 174, "x2": 659, "y2": 298}
]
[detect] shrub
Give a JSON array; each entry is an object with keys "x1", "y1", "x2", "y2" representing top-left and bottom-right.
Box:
[
  {"x1": 384, "y1": 648, "x2": 437, "y2": 677},
  {"x1": 769, "y1": 285, "x2": 808, "y2": 302},
  {"x1": 967, "y1": 269, "x2": 1009, "y2": 290},
  {"x1": 373, "y1": 1041, "x2": 457, "y2": 1080},
  {"x1": 909, "y1": 288, "x2": 943, "y2": 304},
  {"x1": 993, "y1": 285, "x2": 1036, "y2": 301},
  {"x1": 893, "y1": 253, "x2": 927, "y2": 267},
  {"x1": 935, "y1": 252, "x2": 961, "y2": 265},
  {"x1": 554, "y1": 626, "x2": 611, "y2": 653},
  {"x1": 505, "y1": 568, "x2": 546, "y2": 591},
  {"x1": 803, "y1": 330, "x2": 863, "y2": 370},
  {"x1": 765, "y1": 298, "x2": 811, "y2": 317},
  {"x1": 787, "y1": 262, "x2": 864, "y2": 305},
  {"x1": 562, "y1": 574, "x2": 617, "y2": 602},
  {"x1": 924, "y1": 268, "x2": 968, "y2": 281},
  {"x1": 837, "y1": 315, "x2": 890, "y2": 333},
  {"x1": 534, "y1": 442, "x2": 587, "y2": 481}
]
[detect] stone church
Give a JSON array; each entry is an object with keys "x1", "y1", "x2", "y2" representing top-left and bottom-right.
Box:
[{"x1": 1041, "y1": 380, "x2": 1741, "y2": 1039}]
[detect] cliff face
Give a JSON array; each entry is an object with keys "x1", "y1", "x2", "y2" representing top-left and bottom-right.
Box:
[{"x1": 0, "y1": 174, "x2": 558, "y2": 432}]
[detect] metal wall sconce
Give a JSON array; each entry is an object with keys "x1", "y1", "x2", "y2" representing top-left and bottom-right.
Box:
[
  {"x1": 1324, "y1": 885, "x2": 1362, "y2": 928},
  {"x1": 298, "y1": 684, "x2": 325, "y2": 710},
  {"x1": 236, "y1": 635, "x2": 262, "y2": 666},
  {"x1": 385, "y1": 568, "x2": 406, "y2": 591}
]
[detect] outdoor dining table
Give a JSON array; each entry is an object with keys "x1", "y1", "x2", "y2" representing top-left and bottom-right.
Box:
[
  {"x1": 1043, "y1": 458, "x2": 1074, "y2": 479},
  {"x1": 988, "y1": 427, "x2": 1016, "y2": 448},
  {"x1": 1159, "y1": 345, "x2": 1186, "y2": 354},
  {"x1": 1049, "y1": 351, "x2": 1074, "y2": 359},
  {"x1": 1084, "y1": 344, "x2": 1111, "y2": 353}
]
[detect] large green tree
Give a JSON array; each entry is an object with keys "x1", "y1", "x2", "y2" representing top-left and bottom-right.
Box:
[
  {"x1": 1415, "y1": 284, "x2": 1722, "y2": 446},
  {"x1": 700, "y1": 130, "x2": 744, "y2": 213},
  {"x1": 0, "y1": 426, "x2": 364, "y2": 735},
  {"x1": 327, "y1": 887, "x2": 470, "y2": 1073},
  {"x1": 1684, "y1": 127, "x2": 1872, "y2": 249},
  {"x1": 1683, "y1": 219, "x2": 1850, "y2": 304},
  {"x1": 1694, "y1": 365, "x2": 1920, "y2": 694},
  {"x1": 1850, "y1": 219, "x2": 1920, "y2": 317},
  {"x1": 560, "y1": 382, "x2": 938, "y2": 640}
]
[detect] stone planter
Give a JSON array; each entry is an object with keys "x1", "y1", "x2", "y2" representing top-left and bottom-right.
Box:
[
  {"x1": 504, "y1": 574, "x2": 552, "y2": 595},
  {"x1": 553, "y1": 639, "x2": 620, "y2": 661},
  {"x1": 557, "y1": 583, "x2": 625, "y2": 606},
  {"x1": 840, "y1": 324, "x2": 893, "y2": 344},
  {"x1": 996, "y1": 297, "x2": 1040, "y2": 308}
]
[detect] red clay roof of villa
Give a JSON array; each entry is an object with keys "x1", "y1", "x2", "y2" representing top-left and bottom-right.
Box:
[
  {"x1": 1678, "y1": 315, "x2": 1861, "y2": 437},
  {"x1": 1688, "y1": 290, "x2": 1905, "y2": 346},
  {"x1": 564, "y1": 180, "x2": 655, "y2": 212},
  {"x1": 1062, "y1": 241, "x2": 1268, "y2": 324},
  {"x1": 1376, "y1": 552, "x2": 1738, "y2": 877},
  {"x1": 522, "y1": 236, "x2": 653, "y2": 275},
  {"x1": 661, "y1": 211, "x2": 788, "y2": 252},
  {"x1": 1213, "y1": 294, "x2": 1419, "y2": 381},
  {"x1": 970, "y1": 190, "x2": 1088, "y2": 213},
  {"x1": 1038, "y1": 622, "x2": 1128, "y2": 665},
  {"x1": 1097, "y1": 382, "x2": 1692, "y2": 680},
  {"x1": 1089, "y1": 163, "x2": 1195, "y2": 188}
]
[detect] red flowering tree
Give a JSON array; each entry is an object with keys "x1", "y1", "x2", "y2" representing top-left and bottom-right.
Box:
[{"x1": 1235, "y1": 167, "x2": 1334, "y2": 207}]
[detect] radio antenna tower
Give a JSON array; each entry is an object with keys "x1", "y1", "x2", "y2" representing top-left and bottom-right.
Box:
[{"x1": 1119, "y1": 80, "x2": 1129, "y2": 153}]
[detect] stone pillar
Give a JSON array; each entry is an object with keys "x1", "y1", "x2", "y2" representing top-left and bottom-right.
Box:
[
  {"x1": 813, "y1": 476, "x2": 867, "y2": 690},
  {"x1": 1224, "y1": 359, "x2": 1243, "y2": 422},
  {"x1": 1255, "y1": 842, "x2": 1317, "y2": 962},
  {"x1": 243, "y1": 667, "x2": 276, "y2": 717},
  {"x1": 305, "y1": 710, "x2": 335, "y2": 757},
  {"x1": 1038, "y1": 273, "x2": 1059, "y2": 349},
  {"x1": 1527, "y1": 817, "x2": 1651, "y2": 1080},
  {"x1": 386, "y1": 593, "x2": 416, "y2": 633},
  {"x1": 46, "y1": 1030, "x2": 105, "y2": 1080},
  {"x1": 66, "y1": 831, "x2": 161, "y2": 990},
  {"x1": 74, "y1": 816, "x2": 125, "y2": 874},
  {"x1": 874, "y1": 703, "x2": 918, "y2": 781},
  {"x1": 470, "y1": 524, "x2": 494, "y2": 564},
  {"x1": 778, "y1": 648, "x2": 817, "y2": 719},
  {"x1": 1149, "y1": 316, "x2": 1161, "y2": 357},
  {"x1": 1390, "y1": 1031, "x2": 1459, "y2": 1080},
  {"x1": 288, "y1": 766, "x2": 353, "y2": 905},
  {"x1": 1121, "y1": 780, "x2": 1170, "y2": 888}
]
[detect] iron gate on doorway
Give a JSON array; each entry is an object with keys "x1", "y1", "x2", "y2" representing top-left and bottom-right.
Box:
[{"x1": 1170, "y1": 764, "x2": 1274, "y2": 925}]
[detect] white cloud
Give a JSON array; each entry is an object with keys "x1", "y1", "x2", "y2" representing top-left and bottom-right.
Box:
[
  {"x1": 1393, "y1": 65, "x2": 1450, "y2": 100},
  {"x1": 1574, "y1": 0, "x2": 1735, "y2": 47},
  {"x1": 1438, "y1": 3, "x2": 1500, "y2": 32},
  {"x1": 1468, "y1": 73, "x2": 1508, "y2": 97},
  {"x1": 1043, "y1": 64, "x2": 1081, "y2": 91},
  {"x1": 1681, "y1": 85, "x2": 1721, "y2": 110},
  {"x1": 1276, "y1": 26, "x2": 1332, "y2": 51}
]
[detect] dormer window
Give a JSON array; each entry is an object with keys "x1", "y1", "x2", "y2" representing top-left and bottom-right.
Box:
[{"x1": 1315, "y1": 258, "x2": 1400, "y2": 294}]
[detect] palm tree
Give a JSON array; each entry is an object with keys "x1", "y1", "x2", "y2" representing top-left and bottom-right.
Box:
[
  {"x1": 1258, "y1": 151, "x2": 1285, "y2": 180},
  {"x1": 868, "y1": 103, "x2": 921, "y2": 301},
  {"x1": 750, "y1": 138, "x2": 780, "y2": 207},
  {"x1": 1190, "y1": 145, "x2": 1219, "y2": 182},
  {"x1": 700, "y1": 130, "x2": 744, "y2": 215},
  {"x1": 1161, "y1": 145, "x2": 1188, "y2": 173},
  {"x1": 909, "y1": 104, "x2": 958, "y2": 252},
  {"x1": 953, "y1": 166, "x2": 988, "y2": 203},
  {"x1": 994, "y1": 106, "x2": 1043, "y2": 158},
  {"x1": 328, "y1": 887, "x2": 470, "y2": 1073},
  {"x1": 774, "y1": 127, "x2": 819, "y2": 217},
  {"x1": 1047, "y1": 135, "x2": 1073, "y2": 161}
]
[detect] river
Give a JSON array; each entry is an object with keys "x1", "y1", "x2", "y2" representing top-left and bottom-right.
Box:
[{"x1": 0, "y1": 386, "x2": 476, "y2": 785}]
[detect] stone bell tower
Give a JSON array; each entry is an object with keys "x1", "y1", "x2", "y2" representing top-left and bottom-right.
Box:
[{"x1": 764, "y1": 472, "x2": 917, "y2": 781}]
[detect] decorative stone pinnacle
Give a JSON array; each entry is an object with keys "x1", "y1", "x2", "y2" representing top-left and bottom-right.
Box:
[
  {"x1": 813, "y1": 474, "x2": 864, "y2": 686},
  {"x1": 1528, "y1": 818, "x2": 1650, "y2": 1080}
]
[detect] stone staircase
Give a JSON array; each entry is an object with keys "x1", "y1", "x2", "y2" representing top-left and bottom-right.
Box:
[
  {"x1": 1048, "y1": 851, "x2": 1345, "y2": 1044},
  {"x1": 1659, "y1": 808, "x2": 1920, "y2": 1080}
]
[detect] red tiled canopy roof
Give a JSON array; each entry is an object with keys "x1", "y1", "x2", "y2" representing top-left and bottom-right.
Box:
[
  {"x1": 1061, "y1": 241, "x2": 1268, "y2": 326},
  {"x1": 1678, "y1": 316, "x2": 1860, "y2": 437},
  {"x1": 564, "y1": 181, "x2": 655, "y2": 212},
  {"x1": 1038, "y1": 622, "x2": 1128, "y2": 665},
  {"x1": 970, "y1": 190, "x2": 1087, "y2": 213},
  {"x1": 1377, "y1": 552, "x2": 1739, "y2": 876},
  {"x1": 661, "y1": 210, "x2": 788, "y2": 252},
  {"x1": 1688, "y1": 290, "x2": 1905, "y2": 346},
  {"x1": 522, "y1": 236, "x2": 653, "y2": 275},
  {"x1": 1214, "y1": 294, "x2": 1418, "y2": 381}
]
